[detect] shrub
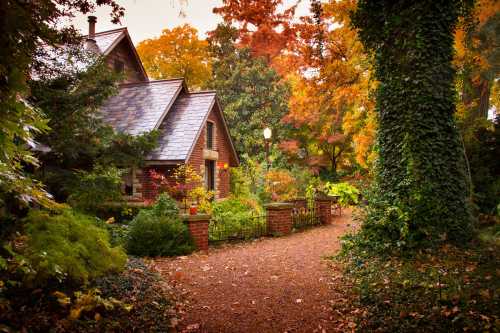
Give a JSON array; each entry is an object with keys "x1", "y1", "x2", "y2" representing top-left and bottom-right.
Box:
[
  {"x1": 230, "y1": 166, "x2": 252, "y2": 197},
  {"x1": 67, "y1": 165, "x2": 124, "y2": 213},
  {"x1": 23, "y1": 209, "x2": 127, "y2": 286},
  {"x1": 94, "y1": 203, "x2": 141, "y2": 223},
  {"x1": 210, "y1": 196, "x2": 264, "y2": 240},
  {"x1": 149, "y1": 193, "x2": 179, "y2": 216},
  {"x1": 95, "y1": 218, "x2": 130, "y2": 247},
  {"x1": 126, "y1": 194, "x2": 194, "y2": 257},
  {"x1": 323, "y1": 182, "x2": 360, "y2": 206},
  {"x1": 290, "y1": 166, "x2": 319, "y2": 197},
  {"x1": 188, "y1": 186, "x2": 214, "y2": 214}
]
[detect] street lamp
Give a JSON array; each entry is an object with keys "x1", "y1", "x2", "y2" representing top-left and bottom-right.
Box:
[{"x1": 263, "y1": 127, "x2": 272, "y2": 170}]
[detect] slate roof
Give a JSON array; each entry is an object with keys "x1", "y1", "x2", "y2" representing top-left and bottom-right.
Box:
[
  {"x1": 148, "y1": 91, "x2": 216, "y2": 161},
  {"x1": 92, "y1": 28, "x2": 126, "y2": 55},
  {"x1": 99, "y1": 79, "x2": 184, "y2": 135}
]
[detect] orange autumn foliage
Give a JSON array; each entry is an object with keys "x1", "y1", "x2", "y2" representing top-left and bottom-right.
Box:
[
  {"x1": 137, "y1": 24, "x2": 211, "y2": 89},
  {"x1": 213, "y1": 0, "x2": 297, "y2": 68},
  {"x1": 454, "y1": 0, "x2": 500, "y2": 119},
  {"x1": 282, "y1": 0, "x2": 377, "y2": 171}
]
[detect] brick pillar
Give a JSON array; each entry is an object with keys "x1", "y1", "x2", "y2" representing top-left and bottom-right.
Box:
[
  {"x1": 316, "y1": 197, "x2": 334, "y2": 225},
  {"x1": 264, "y1": 203, "x2": 293, "y2": 236},
  {"x1": 181, "y1": 214, "x2": 210, "y2": 252}
]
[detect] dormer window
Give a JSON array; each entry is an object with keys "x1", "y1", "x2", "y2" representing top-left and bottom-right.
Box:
[
  {"x1": 114, "y1": 59, "x2": 124, "y2": 73},
  {"x1": 206, "y1": 121, "x2": 214, "y2": 150}
]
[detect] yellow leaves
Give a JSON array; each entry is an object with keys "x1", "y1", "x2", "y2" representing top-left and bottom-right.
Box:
[
  {"x1": 264, "y1": 169, "x2": 298, "y2": 202},
  {"x1": 53, "y1": 291, "x2": 71, "y2": 307},
  {"x1": 69, "y1": 307, "x2": 83, "y2": 320},
  {"x1": 137, "y1": 24, "x2": 211, "y2": 89},
  {"x1": 51, "y1": 289, "x2": 134, "y2": 322}
]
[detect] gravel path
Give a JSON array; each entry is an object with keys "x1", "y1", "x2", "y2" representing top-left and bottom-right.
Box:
[{"x1": 153, "y1": 209, "x2": 356, "y2": 333}]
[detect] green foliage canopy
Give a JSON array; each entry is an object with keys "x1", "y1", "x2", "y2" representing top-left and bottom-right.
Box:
[
  {"x1": 0, "y1": 0, "x2": 123, "y2": 208},
  {"x1": 29, "y1": 57, "x2": 158, "y2": 205},
  {"x1": 208, "y1": 24, "x2": 291, "y2": 157}
]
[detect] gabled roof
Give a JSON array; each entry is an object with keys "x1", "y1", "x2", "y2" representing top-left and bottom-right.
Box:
[
  {"x1": 148, "y1": 91, "x2": 217, "y2": 161},
  {"x1": 87, "y1": 27, "x2": 148, "y2": 81},
  {"x1": 92, "y1": 28, "x2": 126, "y2": 54},
  {"x1": 147, "y1": 91, "x2": 239, "y2": 164},
  {"x1": 99, "y1": 79, "x2": 186, "y2": 135}
]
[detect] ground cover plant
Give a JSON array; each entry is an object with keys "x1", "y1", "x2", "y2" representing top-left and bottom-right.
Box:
[
  {"x1": 334, "y1": 235, "x2": 500, "y2": 332},
  {"x1": 0, "y1": 257, "x2": 181, "y2": 332}
]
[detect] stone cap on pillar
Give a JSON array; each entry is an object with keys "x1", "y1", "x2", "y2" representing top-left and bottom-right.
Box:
[
  {"x1": 264, "y1": 202, "x2": 294, "y2": 210},
  {"x1": 315, "y1": 193, "x2": 340, "y2": 202},
  {"x1": 180, "y1": 214, "x2": 211, "y2": 222}
]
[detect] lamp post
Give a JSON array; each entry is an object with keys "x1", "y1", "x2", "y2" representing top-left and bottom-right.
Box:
[{"x1": 263, "y1": 127, "x2": 272, "y2": 170}]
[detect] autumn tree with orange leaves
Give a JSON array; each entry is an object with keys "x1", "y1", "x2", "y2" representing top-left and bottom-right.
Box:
[
  {"x1": 213, "y1": 0, "x2": 298, "y2": 70},
  {"x1": 455, "y1": 0, "x2": 499, "y2": 119},
  {"x1": 281, "y1": 0, "x2": 376, "y2": 178},
  {"x1": 137, "y1": 24, "x2": 212, "y2": 89}
]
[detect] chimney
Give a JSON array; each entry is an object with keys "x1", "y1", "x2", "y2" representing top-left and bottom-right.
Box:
[
  {"x1": 88, "y1": 16, "x2": 97, "y2": 39},
  {"x1": 85, "y1": 16, "x2": 98, "y2": 52}
]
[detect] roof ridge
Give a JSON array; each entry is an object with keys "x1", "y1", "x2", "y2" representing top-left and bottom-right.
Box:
[
  {"x1": 119, "y1": 78, "x2": 184, "y2": 87},
  {"x1": 84, "y1": 27, "x2": 127, "y2": 37}
]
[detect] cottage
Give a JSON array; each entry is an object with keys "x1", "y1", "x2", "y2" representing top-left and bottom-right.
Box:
[{"x1": 84, "y1": 16, "x2": 239, "y2": 202}]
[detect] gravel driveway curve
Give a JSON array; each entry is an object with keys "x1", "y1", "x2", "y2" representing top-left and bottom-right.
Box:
[{"x1": 153, "y1": 209, "x2": 356, "y2": 333}]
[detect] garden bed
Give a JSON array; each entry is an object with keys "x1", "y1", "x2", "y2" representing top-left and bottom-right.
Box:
[{"x1": 0, "y1": 257, "x2": 184, "y2": 332}]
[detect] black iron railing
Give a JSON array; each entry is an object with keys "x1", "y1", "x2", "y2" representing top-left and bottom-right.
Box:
[
  {"x1": 209, "y1": 213, "x2": 267, "y2": 243},
  {"x1": 291, "y1": 202, "x2": 320, "y2": 229}
]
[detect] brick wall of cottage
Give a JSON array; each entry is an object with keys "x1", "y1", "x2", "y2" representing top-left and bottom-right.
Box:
[
  {"x1": 126, "y1": 165, "x2": 177, "y2": 202},
  {"x1": 187, "y1": 102, "x2": 237, "y2": 199},
  {"x1": 105, "y1": 38, "x2": 145, "y2": 83}
]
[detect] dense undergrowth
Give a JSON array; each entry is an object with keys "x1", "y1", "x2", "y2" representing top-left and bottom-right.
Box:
[
  {"x1": 0, "y1": 257, "x2": 178, "y2": 332},
  {"x1": 334, "y1": 214, "x2": 500, "y2": 332}
]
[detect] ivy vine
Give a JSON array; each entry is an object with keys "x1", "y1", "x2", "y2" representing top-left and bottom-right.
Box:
[{"x1": 351, "y1": 0, "x2": 474, "y2": 248}]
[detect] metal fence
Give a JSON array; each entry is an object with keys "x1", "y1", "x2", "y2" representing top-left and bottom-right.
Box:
[
  {"x1": 209, "y1": 213, "x2": 267, "y2": 243},
  {"x1": 291, "y1": 202, "x2": 321, "y2": 229}
]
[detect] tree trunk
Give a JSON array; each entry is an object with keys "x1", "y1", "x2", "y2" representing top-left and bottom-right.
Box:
[
  {"x1": 477, "y1": 79, "x2": 490, "y2": 119},
  {"x1": 352, "y1": 0, "x2": 473, "y2": 244}
]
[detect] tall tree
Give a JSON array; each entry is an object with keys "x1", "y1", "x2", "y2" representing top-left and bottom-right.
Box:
[
  {"x1": 351, "y1": 0, "x2": 474, "y2": 246},
  {"x1": 208, "y1": 24, "x2": 290, "y2": 157},
  {"x1": 0, "y1": 0, "x2": 123, "y2": 209},
  {"x1": 136, "y1": 24, "x2": 212, "y2": 89},
  {"x1": 282, "y1": 0, "x2": 376, "y2": 177}
]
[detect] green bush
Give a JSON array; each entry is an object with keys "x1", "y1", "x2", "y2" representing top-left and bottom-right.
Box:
[
  {"x1": 23, "y1": 209, "x2": 127, "y2": 286},
  {"x1": 94, "y1": 203, "x2": 141, "y2": 223},
  {"x1": 126, "y1": 194, "x2": 194, "y2": 257},
  {"x1": 210, "y1": 196, "x2": 264, "y2": 240},
  {"x1": 98, "y1": 221, "x2": 130, "y2": 247},
  {"x1": 67, "y1": 165, "x2": 124, "y2": 213},
  {"x1": 323, "y1": 182, "x2": 360, "y2": 206}
]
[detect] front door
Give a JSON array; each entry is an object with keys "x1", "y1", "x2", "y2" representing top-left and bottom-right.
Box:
[{"x1": 205, "y1": 160, "x2": 215, "y2": 191}]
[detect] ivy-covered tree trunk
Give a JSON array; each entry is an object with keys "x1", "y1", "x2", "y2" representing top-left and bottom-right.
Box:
[{"x1": 352, "y1": 1, "x2": 473, "y2": 245}]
